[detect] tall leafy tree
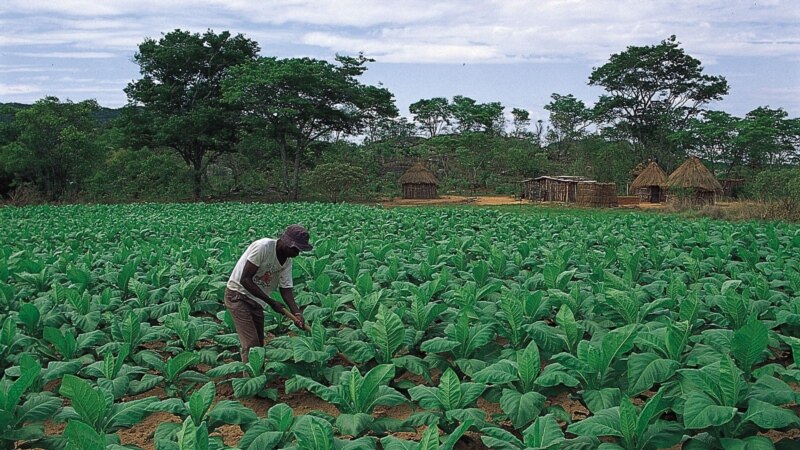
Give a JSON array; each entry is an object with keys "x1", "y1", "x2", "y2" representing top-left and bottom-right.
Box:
[
  {"x1": 510, "y1": 108, "x2": 531, "y2": 139},
  {"x1": 124, "y1": 29, "x2": 260, "y2": 199},
  {"x1": 222, "y1": 54, "x2": 397, "y2": 200},
  {"x1": 544, "y1": 93, "x2": 593, "y2": 161},
  {"x1": 589, "y1": 35, "x2": 729, "y2": 167},
  {"x1": 672, "y1": 111, "x2": 740, "y2": 175},
  {"x1": 735, "y1": 107, "x2": 800, "y2": 169},
  {"x1": 450, "y1": 96, "x2": 505, "y2": 134},
  {"x1": 409, "y1": 97, "x2": 451, "y2": 138},
  {"x1": 0, "y1": 97, "x2": 101, "y2": 198}
]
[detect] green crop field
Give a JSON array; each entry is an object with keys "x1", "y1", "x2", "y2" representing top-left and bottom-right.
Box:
[{"x1": 1, "y1": 202, "x2": 799, "y2": 449}]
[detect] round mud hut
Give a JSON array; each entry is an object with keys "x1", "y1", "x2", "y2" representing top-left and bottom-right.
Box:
[
  {"x1": 666, "y1": 157, "x2": 723, "y2": 205},
  {"x1": 398, "y1": 163, "x2": 439, "y2": 199},
  {"x1": 631, "y1": 161, "x2": 668, "y2": 203}
]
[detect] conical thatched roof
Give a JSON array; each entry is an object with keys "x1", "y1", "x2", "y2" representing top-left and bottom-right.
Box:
[
  {"x1": 398, "y1": 163, "x2": 438, "y2": 185},
  {"x1": 666, "y1": 157, "x2": 723, "y2": 192},
  {"x1": 631, "y1": 161, "x2": 668, "y2": 189}
]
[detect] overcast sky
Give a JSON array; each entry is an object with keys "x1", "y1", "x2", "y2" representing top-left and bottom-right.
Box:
[{"x1": 1, "y1": 0, "x2": 798, "y2": 125}]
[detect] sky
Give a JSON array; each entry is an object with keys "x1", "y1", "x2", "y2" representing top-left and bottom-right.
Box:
[{"x1": 1, "y1": 0, "x2": 799, "y2": 126}]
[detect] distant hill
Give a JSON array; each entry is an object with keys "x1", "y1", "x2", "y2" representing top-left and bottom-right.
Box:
[{"x1": 0, "y1": 102, "x2": 124, "y2": 125}]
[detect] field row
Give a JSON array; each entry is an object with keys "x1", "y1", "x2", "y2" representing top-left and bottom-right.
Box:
[{"x1": 1, "y1": 203, "x2": 799, "y2": 449}]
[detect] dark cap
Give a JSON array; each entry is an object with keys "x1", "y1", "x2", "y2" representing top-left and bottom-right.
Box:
[{"x1": 282, "y1": 224, "x2": 313, "y2": 251}]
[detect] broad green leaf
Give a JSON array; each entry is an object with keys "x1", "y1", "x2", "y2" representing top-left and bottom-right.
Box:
[
  {"x1": 741, "y1": 398, "x2": 800, "y2": 430},
  {"x1": 358, "y1": 364, "x2": 395, "y2": 412},
  {"x1": 207, "y1": 400, "x2": 258, "y2": 429},
  {"x1": 335, "y1": 413, "x2": 373, "y2": 437},
  {"x1": 522, "y1": 414, "x2": 565, "y2": 449},
  {"x1": 619, "y1": 397, "x2": 637, "y2": 450},
  {"x1": 683, "y1": 392, "x2": 737, "y2": 429},
  {"x1": 4, "y1": 355, "x2": 41, "y2": 412},
  {"x1": 480, "y1": 426, "x2": 524, "y2": 450},
  {"x1": 600, "y1": 324, "x2": 638, "y2": 371},
  {"x1": 414, "y1": 424, "x2": 440, "y2": 450},
  {"x1": 731, "y1": 317, "x2": 769, "y2": 376},
  {"x1": 165, "y1": 352, "x2": 200, "y2": 381},
  {"x1": 567, "y1": 407, "x2": 622, "y2": 437},
  {"x1": 60, "y1": 374, "x2": 107, "y2": 431},
  {"x1": 499, "y1": 389, "x2": 546, "y2": 429},
  {"x1": 244, "y1": 430, "x2": 283, "y2": 450},
  {"x1": 664, "y1": 321, "x2": 690, "y2": 361},
  {"x1": 471, "y1": 361, "x2": 518, "y2": 385},
  {"x1": 176, "y1": 416, "x2": 200, "y2": 450},
  {"x1": 635, "y1": 389, "x2": 667, "y2": 440},
  {"x1": 583, "y1": 388, "x2": 621, "y2": 414},
  {"x1": 719, "y1": 356, "x2": 745, "y2": 407},
  {"x1": 441, "y1": 419, "x2": 472, "y2": 450},
  {"x1": 267, "y1": 403, "x2": 294, "y2": 432},
  {"x1": 189, "y1": 381, "x2": 215, "y2": 424},
  {"x1": 232, "y1": 375, "x2": 268, "y2": 398},
  {"x1": 626, "y1": 353, "x2": 679, "y2": 396},
  {"x1": 237, "y1": 420, "x2": 282, "y2": 450},
  {"x1": 518, "y1": 341, "x2": 541, "y2": 391},
  {"x1": 420, "y1": 338, "x2": 460, "y2": 353},
  {"x1": 64, "y1": 420, "x2": 105, "y2": 450},
  {"x1": 17, "y1": 395, "x2": 62, "y2": 424},
  {"x1": 437, "y1": 369, "x2": 462, "y2": 410},
  {"x1": 293, "y1": 415, "x2": 334, "y2": 450},
  {"x1": 380, "y1": 436, "x2": 419, "y2": 450},
  {"x1": 556, "y1": 304, "x2": 579, "y2": 353},
  {"x1": 718, "y1": 436, "x2": 776, "y2": 450},
  {"x1": 364, "y1": 306, "x2": 405, "y2": 364}
]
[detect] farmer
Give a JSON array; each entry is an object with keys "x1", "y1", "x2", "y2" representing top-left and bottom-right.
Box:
[{"x1": 225, "y1": 224, "x2": 312, "y2": 362}]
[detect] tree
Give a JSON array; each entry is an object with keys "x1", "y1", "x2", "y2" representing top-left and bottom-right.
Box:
[
  {"x1": 124, "y1": 29, "x2": 260, "y2": 199},
  {"x1": 672, "y1": 111, "x2": 740, "y2": 175},
  {"x1": 409, "y1": 97, "x2": 451, "y2": 138},
  {"x1": 450, "y1": 96, "x2": 505, "y2": 134},
  {"x1": 735, "y1": 107, "x2": 800, "y2": 169},
  {"x1": 304, "y1": 162, "x2": 368, "y2": 202},
  {"x1": 589, "y1": 35, "x2": 729, "y2": 165},
  {"x1": 362, "y1": 117, "x2": 416, "y2": 145},
  {"x1": 222, "y1": 54, "x2": 397, "y2": 200},
  {"x1": 0, "y1": 97, "x2": 101, "y2": 198},
  {"x1": 510, "y1": 108, "x2": 531, "y2": 139},
  {"x1": 544, "y1": 93, "x2": 593, "y2": 161}
]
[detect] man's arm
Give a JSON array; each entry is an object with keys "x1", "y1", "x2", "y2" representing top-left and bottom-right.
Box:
[
  {"x1": 279, "y1": 287, "x2": 301, "y2": 314},
  {"x1": 239, "y1": 261, "x2": 286, "y2": 313},
  {"x1": 279, "y1": 287, "x2": 304, "y2": 328}
]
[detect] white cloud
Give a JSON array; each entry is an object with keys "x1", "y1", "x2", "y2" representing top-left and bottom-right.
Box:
[
  {"x1": 0, "y1": 0, "x2": 797, "y2": 114},
  {"x1": 8, "y1": 51, "x2": 117, "y2": 59},
  {"x1": 0, "y1": 83, "x2": 41, "y2": 95}
]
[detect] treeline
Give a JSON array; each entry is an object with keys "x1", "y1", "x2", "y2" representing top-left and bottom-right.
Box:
[{"x1": 0, "y1": 31, "x2": 798, "y2": 205}]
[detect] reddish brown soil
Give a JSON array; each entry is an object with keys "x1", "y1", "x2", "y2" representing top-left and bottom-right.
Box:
[{"x1": 379, "y1": 195, "x2": 524, "y2": 207}]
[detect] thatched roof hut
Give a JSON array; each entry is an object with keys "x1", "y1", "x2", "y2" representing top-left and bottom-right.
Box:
[
  {"x1": 398, "y1": 163, "x2": 439, "y2": 199},
  {"x1": 666, "y1": 157, "x2": 723, "y2": 205},
  {"x1": 631, "y1": 161, "x2": 668, "y2": 203}
]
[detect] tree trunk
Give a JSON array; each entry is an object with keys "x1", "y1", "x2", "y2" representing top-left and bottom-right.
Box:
[
  {"x1": 290, "y1": 137, "x2": 302, "y2": 201},
  {"x1": 278, "y1": 134, "x2": 290, "y2": 198},
  {"x1": 192, "y1": 157, "x2": 203, "y2": 201}
]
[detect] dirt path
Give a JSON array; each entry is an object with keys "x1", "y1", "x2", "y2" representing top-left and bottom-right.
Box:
[{"x1": 379, "y1": 195, "x2": 528, "y2": 207}]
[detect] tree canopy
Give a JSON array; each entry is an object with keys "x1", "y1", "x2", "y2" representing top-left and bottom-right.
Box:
[
  {"x1": 221, "y1": 54, "x2": 397, "y2": 199},
  {"x1": 590, "y1": 35, "x2": 729, "y2": 167},
  {"x1": 124, "y1": 29, "x2": 260, "y2": 199},
  {"x1": 0, "y1": 97, "x2": 101, "y2": 198}
]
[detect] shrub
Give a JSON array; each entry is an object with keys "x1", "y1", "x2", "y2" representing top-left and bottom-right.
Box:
[{"x1": 86, "y1": 148, "x2": 193, "y2": 202}]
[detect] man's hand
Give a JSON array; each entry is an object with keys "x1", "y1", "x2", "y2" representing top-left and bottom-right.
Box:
[{"x1": 293, "y1": 311, "x2": 305, "y2": 329}]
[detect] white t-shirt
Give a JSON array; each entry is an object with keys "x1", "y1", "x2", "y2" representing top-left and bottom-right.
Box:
[{"x1": 227, "y1": 238, "x2": 293, "y2": 306}]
